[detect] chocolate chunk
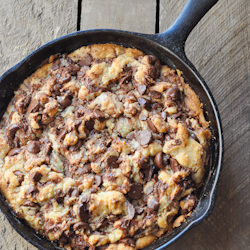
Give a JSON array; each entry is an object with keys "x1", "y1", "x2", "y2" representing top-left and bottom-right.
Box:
[
  {"x1": 56, "y1": 196, "x2": 64, "y2": 204},
  {"x1": 166, "y1": 86, "x2": 180, "y2": 101},
  {"x1": 138, "y1": 97, "x2": 151, "y2": 111},
  {"x1": 78, "y1": 55, "x2": 92, "y2": 67},
  {"x1": 8, "y1": 148, "x2": 21, "y2": 156},
  {"x1": 31, "y1": 172, "x2": 42, "y2": 182},
  {"x1": 170, "y1": 158, "x2": 181, "y2": 172},
  {"x1": 119, "y1": 71, "x2": 132, "y2": 85},
  {"x1": 149, "y1": 90, "x2": 162, "y2": 100},
  {"x1": 154, "y1": 152, "x2": 164, "y2": 168},
  {"x1": 27, "y1": 98, "x2": 40, "y2": 113},
  {"x1": 7, "y1": 124, "x2": 20, "y2": 140},
  {"x1": 137, "y1": 130, "x2": 152, "y2": 146},
  {"x1": 69, "y1": 64, "x2": 80, "y2": 75},
  {"x1": 152, "y1": 103, "x2": 163, "y2": 110},
  {"x1": 139, "y1": 157, "x2": 150, "y2": 169},
  {"x1": 147, "y1": 119, "x2": 157, "y2": 133},
  {"x1": 27, "y1": 141, "x2": 40, "y2": 154},
  {"x1": 58, "y1": 95, "x2": 72, "y2": 107},
  {"x1": 143, "y1": 55, "x2": 161, "y2": 78},
  {"x1": 53, "y1": 83, "x2": 61, "y2": 96},
  {"x1": 137, "y1": 84, "x2": 146, "y2": 95},
  {"x1": 127, "y1": 202, "x2": 135, "y2": 220},
  {"x1": 143, "y1": 165, "x2": 156, "y2": 182},
  {"x1": 60, "y1": 73, "x2": 71, "y2": 84},
  {"x1": 78, "y1": 203, "x2": 89, "y2": 222},
  {"x1": 106, "y1": 155, "x2": 119, "y2": 168},
  {"x1": 13, "y1": 170, "x2": 24, "y2": 184},
  {"x1": 128, "y1": 183, "x2": 143, "y2": 200},
  {"x1": 85, "y1": 119, "x2": 95, "y2": 131}
]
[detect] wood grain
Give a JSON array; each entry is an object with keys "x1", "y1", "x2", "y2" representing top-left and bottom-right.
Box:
[
  {"x1": 0, "y1": 0, "x2": 77, "y2": 249},
  {"x1": 160, "y1": 0, "x2": 250, "y2": 249},
  {"x1": 80, "y1": 0, "x2": 156, "y2": 34},
  {"x1": 0, "y1": 0, "x2": 78, "y2": 76}
]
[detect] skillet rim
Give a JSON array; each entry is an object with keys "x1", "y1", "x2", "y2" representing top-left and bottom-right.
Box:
[{"x1": 0, "y1": 29, "x2": 223, "y2": 250}]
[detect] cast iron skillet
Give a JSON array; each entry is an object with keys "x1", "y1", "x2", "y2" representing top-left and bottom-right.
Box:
[{"x1": 0, "y1": 0, "x2": 223, "y2": 249}]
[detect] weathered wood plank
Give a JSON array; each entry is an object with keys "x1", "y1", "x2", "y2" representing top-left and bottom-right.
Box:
[
  {"x1": 160, "y1": 0, "x2": 250, "y2": 249},
  {"x1": 81, "y1": 0, "x2": 156, "y2": 34},
  {"x1": 0, "y1": 0, "x2": 78, "y2": 249},
  {"x1": 0, "y1": 0, "x2": 78, "y2": 76}
]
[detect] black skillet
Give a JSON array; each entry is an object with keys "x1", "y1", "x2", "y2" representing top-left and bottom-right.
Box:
[{"x1": 0, "y1": 0, "x2": 223, "y2": 249}]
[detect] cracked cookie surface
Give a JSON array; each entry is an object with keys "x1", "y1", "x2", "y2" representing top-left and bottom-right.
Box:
[{"x1": 0, "y1": 44, "x2": 211, "y2": 250}]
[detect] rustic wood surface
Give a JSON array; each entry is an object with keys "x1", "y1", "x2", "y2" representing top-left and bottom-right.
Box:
[
  {"x1": 81, "y1": 0, "x2": 156, "y2": 34},
  {"x1": 0, "y1": 0, "x2": 249, "y2": 249}
]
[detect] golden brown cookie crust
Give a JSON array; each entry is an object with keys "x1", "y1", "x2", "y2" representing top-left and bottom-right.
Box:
[{"x1": 0, "y1": 44, "x2": 211, "y2": 249}]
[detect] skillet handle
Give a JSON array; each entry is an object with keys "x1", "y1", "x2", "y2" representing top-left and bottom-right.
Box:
[{"x1": 157, "y1": 0, "x2": 218, "y2": 61}]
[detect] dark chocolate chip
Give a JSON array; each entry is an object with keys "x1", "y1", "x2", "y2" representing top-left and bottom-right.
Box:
[
  {"x1": 149, "y1": 90, "x2": 162, "y2": 99},
  {"x1": 128, "y1": 183, "x2": 143, "y2": 200},
  {"x1": 78, "y1": 203, "x2": 89, "y2": 222},
  {"x1": 143, "y1": 165, "x2": 156, "y2": 182},
  {"x1": 8, "y1": 148, "x2": 21, "y2": 156},
  {"x1": 31, "y1": 172, "x2": 42, "y2": 182},
  {"x1": 53, "y1": 83, "x2": 61, "y2": 95},
  {"x1": 138, "y1": 84, "x2": 146, "y2": 95},
  {"x1": 119, "y1": 71, "x2": 132, "y2": 85},
  {"x1": 147, "y1": 196, "x2": 159, "y2": 211},
  {"x1": 166, "y1": 86, "x2": 180, "y2": 101},
  {"x1": 69, "y1": 64, "x2": 80, "y2": 75},
  {"x1": 170, "y1": 158, "x2": 181, "y2": 172},
  {"x1": 137, "y1": 130, "x2": 152, "y2": 146},
  {"x1": 85, "y1": 119, "x2": 95, "y2": 131},
  {"x1": 154, "y1": 152, "x2": 164, "y2": 168},
  {"x1": 138, "y1": 97, "x2": 151, "y2": 111},
  {"x1": 27, "y1": 141, "x2": 40, "y2": 154},
  {"x1": 13, "y1": 170, "x2": 24, "y2": 184},
  {"x1": 139, "y1": 157, "x2": 150, "y2": 169},
  {"x1": 58, "y1": 96, "x2": 72, "y2": 107},
  {"x1": 78, "y1": 55, "x2": 92, "y2": 67},
  {"x1": 106, "y1": 155, "x2": 119, "y2": 168},
  {"x1": 7, "y1": 124, "x2": 20, "y2": 140},
  {"x1": 27, "y1": 98, "x2": 40, "y2": 113},
  {"x1": 60, "y1": 73, "x2": 71, "y2": 84}
]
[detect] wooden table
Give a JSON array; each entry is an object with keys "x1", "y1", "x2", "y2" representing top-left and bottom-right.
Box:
[{"x1": 0, "y1": 0, "x2": 249, "y2": 249}]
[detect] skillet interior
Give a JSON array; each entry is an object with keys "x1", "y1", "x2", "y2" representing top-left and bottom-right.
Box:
[{"x1": 0, "y1": 30, "x2": 222, "y2": 250}]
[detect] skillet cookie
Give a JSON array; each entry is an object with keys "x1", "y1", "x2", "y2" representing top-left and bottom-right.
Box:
[{"x1": 0, "y1": 44, "x2": 211, "y2": 250}]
